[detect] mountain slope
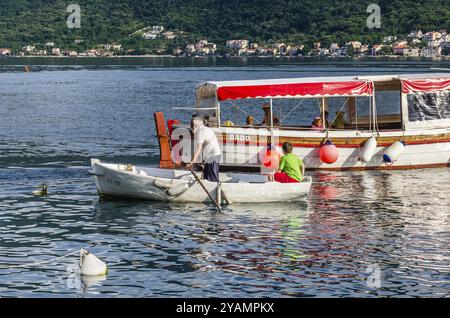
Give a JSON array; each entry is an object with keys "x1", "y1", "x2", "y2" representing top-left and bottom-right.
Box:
[{"x1": 0, "y1": 0, "x2": 448, "y2": 50}]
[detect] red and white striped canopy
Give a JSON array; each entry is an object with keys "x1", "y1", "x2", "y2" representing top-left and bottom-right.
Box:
[
  {"x1": 401, "y1": 77, "x2": 450, "y2": 94},
  {"x1": 199, "y1": 77, "x2": 374, "y2": 101}
]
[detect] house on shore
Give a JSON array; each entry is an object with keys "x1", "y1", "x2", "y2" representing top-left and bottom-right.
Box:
[
  {"x1": 0, "y1": 48, "x2": 11, "y2": 56},
  {"x1": 52, "y1": 48, "x2": 61, "y2": 56},
  {"x1": 226, "y1": 40, "x2": 249, "y2": 50}
]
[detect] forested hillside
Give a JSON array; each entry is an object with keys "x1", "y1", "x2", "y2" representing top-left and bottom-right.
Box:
[{"x1": 0, "y1": 0, "x2": 448, "y2": 51}]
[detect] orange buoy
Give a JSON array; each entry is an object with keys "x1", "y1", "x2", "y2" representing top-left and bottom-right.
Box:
[
  {"x1": 259, "y1": 145, "x2": 281, "y2": 170},
  {"x1": 319, "y1": 140, "x2": 339, "y2": 164}
]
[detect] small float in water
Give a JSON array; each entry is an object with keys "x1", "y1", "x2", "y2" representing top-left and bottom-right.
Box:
[
  {"x1": 80, "y1": 249, "x2": 108, "y2": 276},
  {"x1": 90, "y1": 159, "x2": 312, "y2": 204}
]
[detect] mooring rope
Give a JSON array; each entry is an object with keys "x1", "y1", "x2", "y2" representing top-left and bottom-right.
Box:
[
  {"x1": 0, "y1": 249, "x2": 81, "y2": 269},
  {"x1": 0, "y1": 241, "x2": 107, "y2": 270}
]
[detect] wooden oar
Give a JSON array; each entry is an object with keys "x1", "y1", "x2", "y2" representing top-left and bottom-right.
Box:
[{"x1": 187, "y1": 166, "x2": 222, "y2": 213}]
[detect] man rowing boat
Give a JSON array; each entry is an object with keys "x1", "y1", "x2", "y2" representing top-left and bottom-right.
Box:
[{"x1": 187, "y1": 117, "x2": 222, "y2": 182}]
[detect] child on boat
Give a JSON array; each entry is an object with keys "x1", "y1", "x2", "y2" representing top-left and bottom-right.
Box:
[
  {"x1": 246, "y1": 115, "x2": 254, "y2": 126},
  {"x1": 311, "y1": 116, "x2": 324, "y2": 131},
  {"x1": 274, "y1": 142, "x2": 305, "y2": 183}
]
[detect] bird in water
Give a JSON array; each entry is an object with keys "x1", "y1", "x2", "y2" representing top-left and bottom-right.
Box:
[{"x1": 32, "y1": 183, "x2": 48, "y2": 197}]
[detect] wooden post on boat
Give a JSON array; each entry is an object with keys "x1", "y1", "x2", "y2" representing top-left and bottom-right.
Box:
[{"x1": 154, "y1": 112, "x2": 175, "y2": 169}]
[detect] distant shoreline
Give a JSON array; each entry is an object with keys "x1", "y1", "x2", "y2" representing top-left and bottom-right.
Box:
[
  {"x1": 1, "y1": 55, "x2": 448, "y2": 69},
  {"x1": 2, "y1": 55, "x2": 449, "y2": 59}
]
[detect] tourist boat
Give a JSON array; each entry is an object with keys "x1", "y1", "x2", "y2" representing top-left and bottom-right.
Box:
[
  {"x1": 90, "y1": 159, "x2": 312, "y2": 203},
  {"x1": 157, "y1": 73, "x2": 450, "y2": 171}
]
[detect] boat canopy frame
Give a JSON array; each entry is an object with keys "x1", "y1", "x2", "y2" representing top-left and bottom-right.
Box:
[
  {"x1": 196, "y1": 76, "x2": 375, "y2": 129},
  {"x1": 195, "y1": 74, "x2": 450, "y2": 131}
]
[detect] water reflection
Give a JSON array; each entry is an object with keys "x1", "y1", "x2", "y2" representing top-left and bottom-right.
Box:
[{"x1": 0, "y1": 166, "x2": 448, "y2": 297}]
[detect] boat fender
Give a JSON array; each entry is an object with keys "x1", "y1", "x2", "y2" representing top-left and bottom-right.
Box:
[
  {"x1": 319, "y1": 140, "x2": 339, "y2": 164},
  {"x1": 80, "y1": 249, "x2": 108, "y2": 276},
  {"x1": 154, "y1": 178, "x2": 173, "y2": 189},
  {"x1": 167, "y1": 183, "x2": 189, "y2": 197},
  {"x1": 383, "y1": 141, "x2": 406, "y2": 163},
  {"x1": 361, "y1": 136, "x2": 378, "y2": 163},
  {"x1": 259, "y1": 145, "x2": 281, "y2": 170}
]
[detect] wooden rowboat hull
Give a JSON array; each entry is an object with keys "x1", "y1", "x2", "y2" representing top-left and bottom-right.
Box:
[{"x1": 90, "y1": 159, "x2": 312, "y2": 203}]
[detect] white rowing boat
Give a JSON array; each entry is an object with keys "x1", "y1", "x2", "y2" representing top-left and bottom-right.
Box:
[{"x1": 90, "y1": 159, "x2": 312, "y2": 204}]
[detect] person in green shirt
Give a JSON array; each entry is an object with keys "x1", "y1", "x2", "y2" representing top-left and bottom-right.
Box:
[{"x1": 274, "y1": 142, "x2": 305, "y2": 183}]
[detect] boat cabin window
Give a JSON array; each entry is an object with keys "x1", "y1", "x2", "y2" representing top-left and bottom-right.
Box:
[
  {"x1": 219, "y1": 98, "x2": 322, "y2": 128},
  {"x1": 344, "y1": 91, "x2": 402, "y2": 130},
  {"x1": 374, "y1": 80, "x2": 402, "y2": 130},
  {"x1": 345, "y1": 80, "x2": 403, "y2": 130},
  {"x1": 407, "y1": 91, "x2": 450, "y2": 122}
]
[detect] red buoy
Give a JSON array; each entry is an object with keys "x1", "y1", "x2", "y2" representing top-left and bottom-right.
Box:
[
  {"x1": 319, "y1": 140, "x2": 339, "y2": 164},
  {"x1": 259, "y1": 146, "x2": 281, "y2": 170},
  {"x1": 167, "y1": 119, "x2": 180, "y2": 147}
]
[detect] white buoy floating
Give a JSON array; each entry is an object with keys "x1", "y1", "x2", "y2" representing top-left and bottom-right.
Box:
[
  {"x1": 80, "y1": 249, "x2": 108, "y2": 276},
  {"x1": 361, "y1": 136, "x2": 378, "y2": 163},
  {"x1": 383, "y1": 141, "x2": 406, "y2": 164}
]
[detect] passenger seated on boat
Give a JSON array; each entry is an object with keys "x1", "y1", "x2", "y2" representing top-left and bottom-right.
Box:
[
  {"x1": 187, "y1": 117, "x2": 222, "y2": 182},
  {"x1": 274, "y1": 142, "x2": 305, "y2": 183},
  {"x1": 258, "y1": 102, "x2": 280, "y2": 127},
  {"x1": 246, "y1": 115, "x2": 254, "y2": 127},
  {"x1": 311, "y1": 116, "x2": 323, "y2": 131},
  {"x1": 332, "y1": 111, "x2": 346, "y2": 129}
]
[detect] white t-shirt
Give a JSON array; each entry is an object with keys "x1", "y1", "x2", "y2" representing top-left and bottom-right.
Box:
[{"x1": 194, "y1": 125, "x2": 222, "y2": 163}]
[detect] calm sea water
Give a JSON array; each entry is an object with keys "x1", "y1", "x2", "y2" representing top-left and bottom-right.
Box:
[{"x1": 0, "y1": 58, "x2": 449, "y2": 298}]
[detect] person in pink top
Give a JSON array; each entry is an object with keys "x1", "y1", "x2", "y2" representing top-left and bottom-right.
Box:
[{"x1": 311, "y1": 116, "x2": 323, "y2": 131}]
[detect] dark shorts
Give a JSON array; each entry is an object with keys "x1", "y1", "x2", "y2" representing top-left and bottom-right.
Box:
[{"x1": 204, "y1": 161, "x2": 220, "y2": 182}]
